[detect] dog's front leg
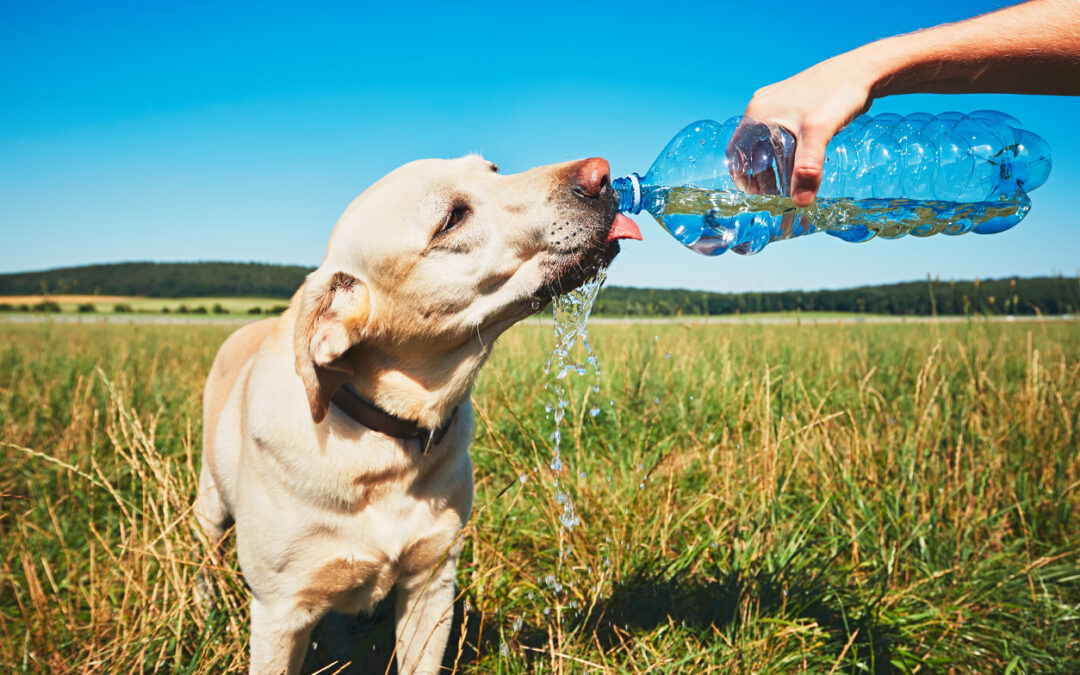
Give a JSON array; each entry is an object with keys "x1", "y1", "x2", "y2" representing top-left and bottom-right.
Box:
[
  {"x1": 394, "y1": 557, "x2": 458, "y2": 675},
  {"x1": 249, "y1": 597, "x2": 316, "y2": 675}
]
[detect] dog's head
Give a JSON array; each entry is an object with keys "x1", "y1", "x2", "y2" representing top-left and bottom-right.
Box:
[{"x1": 293, "y1": 155, "x2": 640, "y2": 423}]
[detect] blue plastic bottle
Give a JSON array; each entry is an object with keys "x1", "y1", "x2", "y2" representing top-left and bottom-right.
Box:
[{"x1": 613, "y1": 112, "x2": 1052, "y2": 256}]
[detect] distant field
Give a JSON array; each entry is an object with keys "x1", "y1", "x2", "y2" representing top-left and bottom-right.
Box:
[
  {"x1": 0, "y1": 295, "x2": 889, "y2": 320},
  {"x1": 4, "y1": 296, "x2": 1076, "y2": 324},
  {"x1": 2, "y1": 321, "x2": 1078, "y2": 673},
  {"x1": 0, "y1": 294, "x2": 289, "y2": 315},
  {"x1": 0, "y1": 294, "x2": 132, "y2": 304}
]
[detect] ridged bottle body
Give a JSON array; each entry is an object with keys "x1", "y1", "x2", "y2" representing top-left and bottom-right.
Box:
[{"x1": 613, "y1": 112, "x2": 1051, "y2": 256}]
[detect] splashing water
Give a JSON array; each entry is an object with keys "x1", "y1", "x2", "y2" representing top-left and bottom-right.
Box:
[
  {"x1": 525, "y1": 264, "x2": 609, "y2": 639},
  {"x1": 543, "y1": 265, "x2": 608, "y2": 534}
]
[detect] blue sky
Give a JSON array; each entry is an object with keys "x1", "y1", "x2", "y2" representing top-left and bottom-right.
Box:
[{"x1": 2, "y1": 0, "x2": 1077, "y2": 292}]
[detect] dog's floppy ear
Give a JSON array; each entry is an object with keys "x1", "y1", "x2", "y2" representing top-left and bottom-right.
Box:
[{"x1": 294, "y1": 270, "x2": 372, "y2": 423}]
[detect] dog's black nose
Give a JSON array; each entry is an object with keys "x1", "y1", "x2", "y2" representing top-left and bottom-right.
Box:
[{"x1": 574, "y1": 157, "x2": 611, "y2": 198}]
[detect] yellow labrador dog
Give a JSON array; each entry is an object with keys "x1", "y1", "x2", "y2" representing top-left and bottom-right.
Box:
[{"x1": 195, "y1": 154, "x2": 641, "y2": 674}]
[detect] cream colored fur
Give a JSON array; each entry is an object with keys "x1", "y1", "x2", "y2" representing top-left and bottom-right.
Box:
[{"x1": 195, "y1": 155, "x2": 620, "y2": 674}]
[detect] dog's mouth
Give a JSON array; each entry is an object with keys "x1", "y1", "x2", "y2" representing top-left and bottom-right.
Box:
[
  {"x1": 534, "y1": 242, "x2": 617, "y2": 304},
  {"x1": 534, "y1": 207, "x2": 641, "y2": 304}
]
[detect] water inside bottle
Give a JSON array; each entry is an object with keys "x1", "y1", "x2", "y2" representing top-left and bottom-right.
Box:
[{"x1": 651, "y1": 186, "x2": 1030, "y2": 256}]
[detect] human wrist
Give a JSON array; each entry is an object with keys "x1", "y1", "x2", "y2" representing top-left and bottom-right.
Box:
[{"x1": 855, "y1": 36, "x2": 912, "y2": 101}]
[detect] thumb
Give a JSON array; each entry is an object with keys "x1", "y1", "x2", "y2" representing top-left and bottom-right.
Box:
[{"x1": 790, "y1": 124, "x2": 831, "y2": 207}]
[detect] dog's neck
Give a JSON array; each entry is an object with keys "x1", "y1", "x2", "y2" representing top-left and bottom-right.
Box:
[{"x1": 343, "y1": 339, "x2": 491, "y2": 430}]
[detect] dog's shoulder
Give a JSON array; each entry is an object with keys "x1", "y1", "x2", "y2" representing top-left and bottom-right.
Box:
[
  {"x1": 203, "y1": 318, "x2": 280, "y2": 451},
  {"x1": 206, "y1": 318, "x2": 278, "y2": 391}
]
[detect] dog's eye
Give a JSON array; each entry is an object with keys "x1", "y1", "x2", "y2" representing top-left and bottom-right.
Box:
[{"x1": 438, "y1": 205, "x2": 470, "y2": 236}]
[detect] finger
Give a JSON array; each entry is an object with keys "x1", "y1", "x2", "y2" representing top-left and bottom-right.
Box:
[{"x1": 790, "y1": 124, "x2": 830, "y2": 207}]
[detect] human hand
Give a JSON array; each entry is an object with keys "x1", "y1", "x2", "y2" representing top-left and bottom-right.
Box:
[
  {"x1": 737, "y1": 51, "x2": 878, "y2": 206},
  {"x1": 730, "y1": 0, "x2": 1080, "y2": 207}
]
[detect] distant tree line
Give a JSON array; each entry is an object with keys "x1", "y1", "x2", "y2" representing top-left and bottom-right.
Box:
[
  {"x1": 592, "y1": 276, "x2": 1080, "y2": 317},
  {"x1": 1, "y1": 262, "x2": 1077, "y2": 317}
]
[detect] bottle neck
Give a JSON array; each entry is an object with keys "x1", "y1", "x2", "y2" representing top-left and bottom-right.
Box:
[{"x1": 612, "y1": 174, "x2": 643, "y2": 214}]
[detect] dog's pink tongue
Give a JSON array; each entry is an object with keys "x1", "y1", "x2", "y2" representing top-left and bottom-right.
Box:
[{"x1": 606, "y1": 213, "x2": 642, "y2": 242}]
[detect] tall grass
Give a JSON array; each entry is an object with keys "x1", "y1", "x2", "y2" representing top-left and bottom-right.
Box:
[{"x1": 1, "y1": 320, "x2": 1078, "y2": 673}]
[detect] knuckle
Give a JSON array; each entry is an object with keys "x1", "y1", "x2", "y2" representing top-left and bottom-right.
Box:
[
  {"x1": 747, "y1": 86, "x2": 778, "y2": 111},
  {"x1": 793, "y1": 163, "x2": 824, "y2": 180}
]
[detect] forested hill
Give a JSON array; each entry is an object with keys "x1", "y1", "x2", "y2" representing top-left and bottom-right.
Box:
[
  {"x1": 594, "y1": 276, "x2": 1080, "y2": 317},
  {"x1": 0, "y1": 262, "x2": 312, "y2": 298},
  {"x1": 1, "y1": 261, "x2": 1078, "y2": 316}
]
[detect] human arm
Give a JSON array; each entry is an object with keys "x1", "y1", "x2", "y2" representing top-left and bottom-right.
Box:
[{"x1": 741, "y1": 0, "x2": 1080, "y2": 206}]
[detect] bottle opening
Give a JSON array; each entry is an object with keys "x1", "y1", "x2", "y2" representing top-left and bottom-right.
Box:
[{"x1": 612, "y1": 174, "x2": 642, "y2": 214}]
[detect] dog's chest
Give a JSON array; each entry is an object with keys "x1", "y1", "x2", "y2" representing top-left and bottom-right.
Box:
[
  {"x1": 251, "y1": 411, "x2": 473, "y2": 615},
  {"x1": 296, "y1": 489, "x2": 459, "y2": 614}
]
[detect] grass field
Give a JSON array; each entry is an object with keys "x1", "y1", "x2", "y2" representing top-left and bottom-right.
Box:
[{"x1": 2, "y1": 319, "x2": 1079, "y2": 673}]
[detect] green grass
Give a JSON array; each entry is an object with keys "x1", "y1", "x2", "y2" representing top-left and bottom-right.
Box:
[{"x1": 2, "y1": 320, "x2": 1078, "y2": 673}]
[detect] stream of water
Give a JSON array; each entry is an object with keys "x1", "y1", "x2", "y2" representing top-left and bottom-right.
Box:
[
  {"x1": 536, "y1": 265, "x2": 608, "y2": 628},
  {"x1": 544, "y1": 265, "x2": 607, "y2": 534}
]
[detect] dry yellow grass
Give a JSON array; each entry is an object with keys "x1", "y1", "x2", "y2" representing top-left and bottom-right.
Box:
[
  {"x1": 0, "y1": 295, "x2": 289, "y2": 315},
  {"x1": 0, "y1": 294, "x2": 133, "y2": 304}
]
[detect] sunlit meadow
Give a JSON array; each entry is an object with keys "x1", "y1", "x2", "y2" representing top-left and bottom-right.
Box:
[{"x1": 2, "y1": 318, "x2": 1078, "y2": 673}]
